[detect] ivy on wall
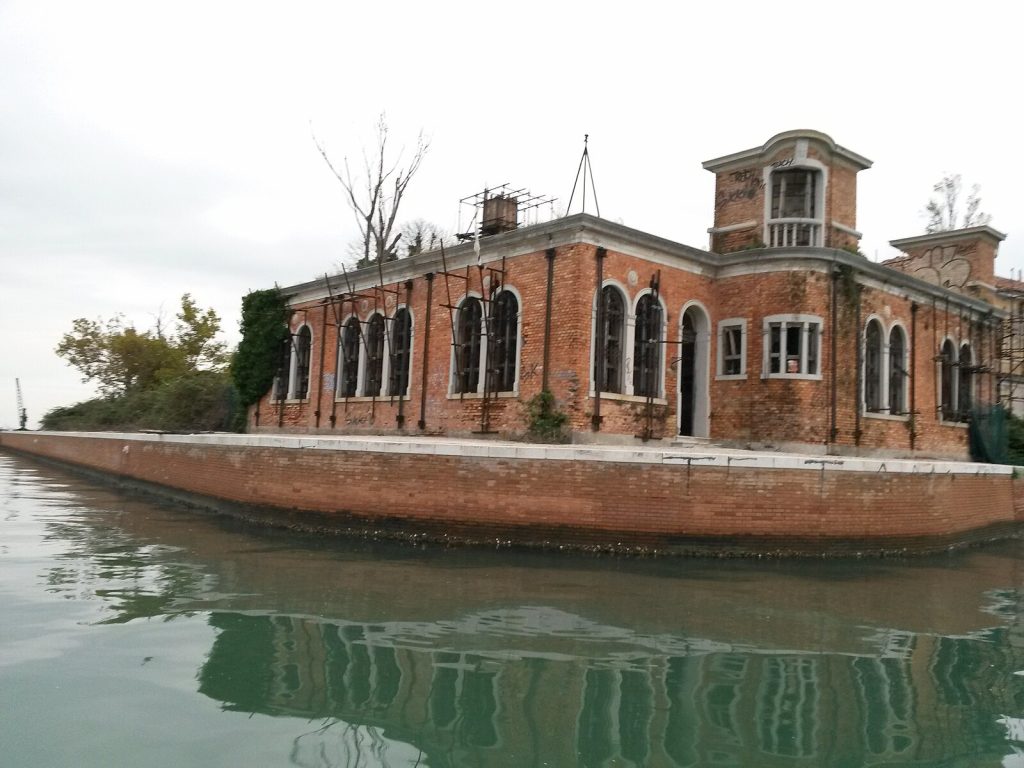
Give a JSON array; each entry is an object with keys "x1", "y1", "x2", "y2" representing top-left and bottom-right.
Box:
[{"x1": 231, "y1": 289, "x2": 290, "y2": 409}]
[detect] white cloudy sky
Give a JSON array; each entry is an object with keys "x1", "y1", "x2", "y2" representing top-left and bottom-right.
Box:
[{"x1": 1, "y1": 0, "x2": 1021, "y2": 428}]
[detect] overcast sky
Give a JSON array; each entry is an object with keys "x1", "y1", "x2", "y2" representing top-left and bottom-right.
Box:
[{"x1": 2, "y1": 0, "x2": 1020, "y2": 428}]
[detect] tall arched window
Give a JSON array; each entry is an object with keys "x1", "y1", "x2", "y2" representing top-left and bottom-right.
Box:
[
  {"x1": 274, "y1": 335, "x2": 291, "y2": 400},
  {"x1": 595, "y1": 286, "x2": 625, "y2": 394},
  {"x1": 364, "y1": 314, "x2": 385, "y2": 396},
  {"x1": 338, "y1": 317, "x2": 360, "y2": 398},
  {"x1": 293, "y1": 326, "x2": 312, "y2": 399},
  {"x1": 940, "y1": 339, "x2": 956, "y2": 421},
  {"x1": 454, "y1": 297, "x2": 482, "y2": 394},
  {"x1": 958, "y1": 344, "x2": 973, "y2": 419},
  {"x1": 388, "y1": 308, "x2": 412, "y2": 397},
  {"x1": 889, "y1": 326, "x2": 907, "y2": 415},
  {"x1": 489, "y1": 291, "x2": 518, "y2": 393},
  {"x1": 633, "y1": 294, "x2": 662, "y2": 398},
  {"x1": 864, "y1": 320, "x2": 884, "y2": 412}
]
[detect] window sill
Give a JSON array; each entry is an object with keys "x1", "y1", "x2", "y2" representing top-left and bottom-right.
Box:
[
  {"x1": 446, "y1": 390, "x2": 519, "y2": 400},
  {"x1": 760, "y1": 373, "x2": 823, "y2": 381},
  {"x1": 334, "y1": 395, "x2": 411, "y2": 403},
  {"x1": 715, "y1": 374, "x2": 748, "y2": 381},
  {"x1": 863, "y1": 411, "x2": 909, "y2": 422},
  {"x1": 939, "y1": 419, "x2": 970, "y2": 429},
  {"x1": 275, "y1": 398, "x2": 310, "y2": 405},
  {"x1": 588, "y1": 391, "x2": 668, "y2": 406}
]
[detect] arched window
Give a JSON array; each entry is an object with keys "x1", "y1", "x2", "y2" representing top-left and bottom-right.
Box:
[
  {"x1": 338, "y1": 317, "x2": 360, "y2": 398},
  {"x1": 364, "y1": 314, "x2": 385, "y2": 396},
  {"x1": 489, "y1": 291, "x2": 518, "y2": 393},
  {"x1": 958, "y1": 344, "x2": 973, "y2": 419},
  {"x1": 595, "y1": 286, "x2": 625, "y2": 393},
  {"x1": 633, "y1": 294, "x2": 662, "y2": 398},
  {"x1": 889, "y1": 326, "x2": 907, "y2": 415},
  {"x1": 454, "y1": 297, "x2": 482, "y2": 394},
  {"x1": 388, "y1": 308, "x2": 412, "y2": 397},
  {"x1": 293, "y1": 326, "x2": 312, "y2": 400},
  {"x1": 940, "y1": 339, "x2": 956, "y2": 421},
  {"x1": 274, "y1": 335, "x2": 291, "y2": 400},
  {"x1": 864, "y1": 320, "x2": 884, "y2": 413}
]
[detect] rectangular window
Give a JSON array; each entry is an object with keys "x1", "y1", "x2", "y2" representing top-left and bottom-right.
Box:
[
  {"x1": 764, "y1": 316, "x2": 822, "y2": 378},
  {"x1": 717, "y1": 319, "x2": 747, "y2": 378}
]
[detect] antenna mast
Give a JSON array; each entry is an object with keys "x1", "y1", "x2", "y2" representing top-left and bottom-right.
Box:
[
  {"x1": 15, "y1": 378, "x2": 27, "y2": 430},
  {"x1": 566, "y1": 134, "x2": 601, "y2": 217}
]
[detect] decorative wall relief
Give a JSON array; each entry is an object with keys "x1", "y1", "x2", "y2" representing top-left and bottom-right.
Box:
[{"x1": 911, "y1": 242, "x2": 976, "y2": 291}]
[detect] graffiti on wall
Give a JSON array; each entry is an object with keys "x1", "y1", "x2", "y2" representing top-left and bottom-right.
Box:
[{"x1": 909, "y1": 241, "x2": 978, "y2": 291}]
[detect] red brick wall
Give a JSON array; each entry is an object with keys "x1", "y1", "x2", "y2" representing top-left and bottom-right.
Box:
[{"x1": 1, "y1": 432, "x2": 1018, "y2": 554}]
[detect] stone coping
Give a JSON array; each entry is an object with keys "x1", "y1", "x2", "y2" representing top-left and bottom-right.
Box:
[{"x1": 17, "y1": 431, "x2": 1013, "y2": 477}]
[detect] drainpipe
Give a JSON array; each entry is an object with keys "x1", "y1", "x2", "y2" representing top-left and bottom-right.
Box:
[
  {"x1": 829, "y1": 265, "x2": 839, "y2": 447},
  {"x1": 854, "y1": 282, "x2": 862, "y2": 447},
  {"x1": 910, "y1": 302, "x2": 918, "y2": 450},
  {"x1": 592, "y1": 247, "x2": 607, "y2": 431},
  {"x1": 314, "y1": 302, "x2": 327, "y2": 428},
  {"x1": 396, "y1": 279, "x2": 413, "y2": 430},
  {"x1": 417, "y1": 273, "x2": 434, "y2": 431},
  {"x1": 542, "y1": 248, "x2": 556, "y2": 393}
]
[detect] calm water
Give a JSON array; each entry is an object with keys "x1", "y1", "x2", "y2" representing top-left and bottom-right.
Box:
[{"x1": 3, "y1": 454, "x2": 1024, "y2": 767}]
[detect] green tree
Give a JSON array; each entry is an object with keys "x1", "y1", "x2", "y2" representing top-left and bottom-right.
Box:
[{"x1": 56, "y1": 294, "x2": 227, "y2": 396}]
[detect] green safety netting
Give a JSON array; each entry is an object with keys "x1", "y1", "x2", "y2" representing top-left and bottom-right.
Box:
[{"x1": 969, "y1": 404, "x2": 1009, "y2": 465}]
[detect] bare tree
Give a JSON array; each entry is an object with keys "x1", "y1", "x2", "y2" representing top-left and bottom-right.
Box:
[
  {"x1": 314, "y1": 114, "x2": 430, "y2": 268},
  {"x1": 925, "y1": 173, "x2": 992, "y2": 233}
]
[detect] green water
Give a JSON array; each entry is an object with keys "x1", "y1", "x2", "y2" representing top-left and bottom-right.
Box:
[{"x1": 3, "y1": 453, "x2": 1024, "y2": 767}]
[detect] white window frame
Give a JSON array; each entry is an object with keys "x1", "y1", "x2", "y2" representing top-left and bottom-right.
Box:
[
  {"x1": 286, "y1": 323, "x2": 313, "y2": 401},
  {"x1": 447, "y1": 287, "x2": 522, "y2": 399},
  {"x1": 762, "y1": 158, "x2": 827, "y2": 248},
  {"x1": 386, "y1": 305, "x2": 414, "y2": 399},
  {"x1": 335, "y1": 313, "x2": 362, "y2": 399},
  {"x1": 716, "y1": 318, "x2": 747, "y2": 380},
  {"x1": 762, "y1": 314, "x2": 823, "y2": 380},
  {"x1": 360, "y1": 311, "x2": 387, "y2": 397},
  {"x1": 629, "y1": 288, "x2": 668, "y2": 399},
  {"x1": 588, "y1": 280, "x2": 630, "y2": 396}
]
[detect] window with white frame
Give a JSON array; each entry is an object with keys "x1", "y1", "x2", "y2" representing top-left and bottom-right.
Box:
[
  {"x1": 274, "y1": 334, "x2": 291, "y2": 400},
  {"x1": 864, "y1": 319, "x2": 884, "y2": 412},
  {"x1": 489, "y1": 291, "x2": 518, "y2": 393},
  {"x1": 292, "y1": 326, "x2": 312, "y2": 399},
  {"x1": 957, "y1": 344, "x2": 973, "y2": 419},
  {"x1": 768, "y1": 168, "x2": 823, "y2": 247},
  {"x1": 337, "y1": 317, "x2": 360, "y2": 398},
  {"x1": 453, "y1": 297, "x2": 483, "y2": 394},
  {"x1": 633, "y1": 294, "x2": 663, "y2": 397},
  {"x1": 863, "y1": 320, "x2": 909, "y2": 417},
  {"x1": 889, "y1": 326, "x2": 908, "y2": 415},
  {"x1": 594, "y1": 285, "x2": 626, "y2": 394},
  {"x1": 717, "y1": 319, "x2": 747, "y2": 377},
  {"x1": 764, "y1": 315, "x2": 822, "y2": 378},
  {"x1": 363, "y1": 314, "x2": 386, "y2": 396},
  {"x1": 388, "y1": 308, "x2": 412, "y2": 397},
  {"x1": 939, "y1": 338, "x2": 956, "y2": 421}
]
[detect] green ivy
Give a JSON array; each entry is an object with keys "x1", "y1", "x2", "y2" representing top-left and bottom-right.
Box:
[
  {"x1": 525, "y1": 390, "x2": 569, "y2": 442},
  {"x1": 230, "y1": 288, "x2": 289, "y2": 410}
]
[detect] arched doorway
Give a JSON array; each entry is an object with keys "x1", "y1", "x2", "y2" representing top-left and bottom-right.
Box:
[{"x1": 678, "y1": 304, "x2": 710, "y2": 437}]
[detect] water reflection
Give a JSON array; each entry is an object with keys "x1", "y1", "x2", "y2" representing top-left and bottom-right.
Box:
[{"x1": 4, "y1": 452, "x2": 1024, "y2": 767}]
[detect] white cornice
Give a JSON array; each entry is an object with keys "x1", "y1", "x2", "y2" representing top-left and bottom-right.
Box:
[
  {"x1": 702, "y1": 129, "x2": 873, "y2": 173},
  {"x1": 889, "y1": 226, "x2": 1008, "y2": 250}
]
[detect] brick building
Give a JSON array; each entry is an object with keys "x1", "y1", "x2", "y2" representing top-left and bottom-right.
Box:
[{"x1": 254, "y1": 130, "x2": 1011, "y2": 460}]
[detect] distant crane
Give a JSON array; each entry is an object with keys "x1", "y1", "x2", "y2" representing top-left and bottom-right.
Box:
[{"x1": 15, "y1": 378, "x2": 27, "y2": 430}]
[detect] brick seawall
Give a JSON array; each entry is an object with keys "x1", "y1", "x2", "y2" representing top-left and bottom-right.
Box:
[{"x1": 1, "y1": 431, "x2": 1021, "y2": 556}]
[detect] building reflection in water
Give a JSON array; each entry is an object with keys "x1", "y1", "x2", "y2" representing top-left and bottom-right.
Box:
[{"x1": 196, "y1": 607, "x2": 1024, "y2": 767}]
